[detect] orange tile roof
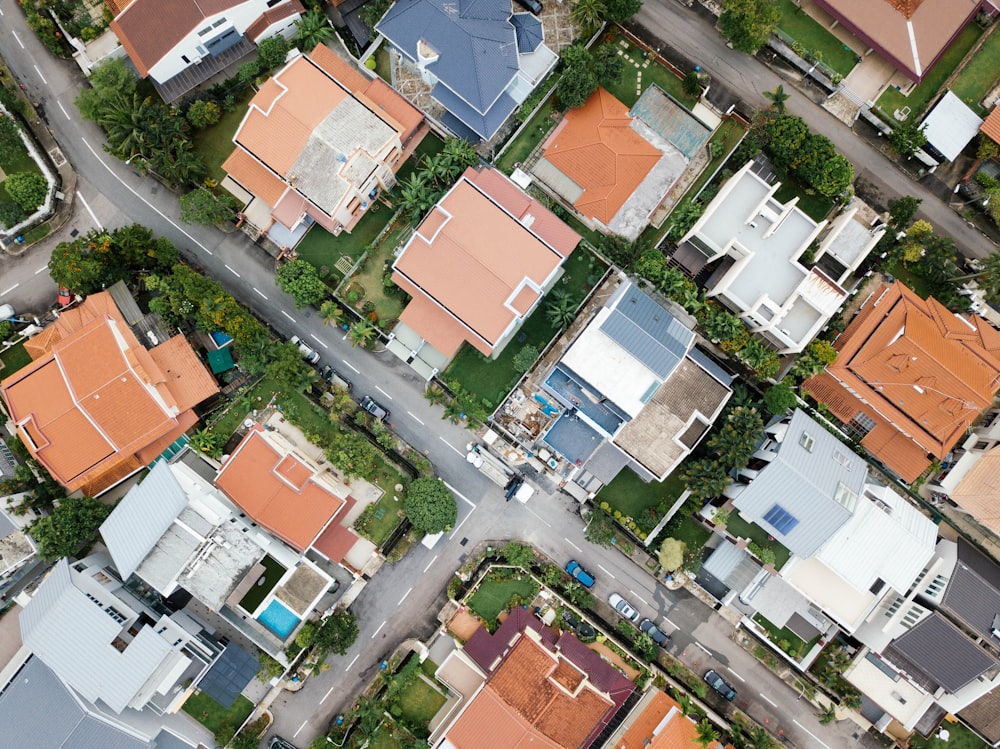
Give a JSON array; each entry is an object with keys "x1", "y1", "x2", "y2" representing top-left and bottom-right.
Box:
[
  {"x1": 223, "y1": 148, "x2": 289, "y2": 209},
  {"x1": 312, "y1": 495, "x2": 359, "y2": 563},
  {"x1": 446, "y1": 635, "x2": 614, "y2": 749},
  {"x1": 949, "y1": 446, "x2": 1000, "y2": 536},
  {"x1": 982, "y1": 107, "x2": 1000, "y2": 146},
  {"x1": 803, "y1": 282, "x2": 1000, "y2": 482},
  {"x1": 23, "y1": 325, "x2": 62, "y2": 360},
  {"x1": 393, "y1": 167, "x2": 580, "y2": 357},
  {"x1": 245, "y1": 0, "x2": 304, "y2": 42},
  {"x1": 397, "y1": 292, "x2": 472, "y2": 358},
  {"x1": 615, "y1": 691, "x2": 727, "y2": 749},
  {"x1": 542, "y1": 88, "x2": 661, "y2": 226},
  {"x1": 215, "y1": 427, "x2": 345, "y2": 551},
  {"x1": 0, "y1": 292, "x2": 217, "y2": 493}
]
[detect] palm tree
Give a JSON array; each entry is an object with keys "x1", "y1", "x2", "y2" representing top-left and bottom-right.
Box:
[
  {"x1": 762, "y1": 84, "x2": 790, "y2": 113},
  {"x1": 675, "y1": 692, "x2": 693, "y2": 716},
  {"x1": 424, "y1": 383, "x2": 446, "y2": 406},
  {"x1": 295, "y1": 7, "x2": 335, "y2": 51},
  {"x1": 100, "y1": 92, "x2": 149, "y2": 158},
  {"x1": 695, "y1": 719, "x2": 719, "y2": 749},
  {"x1": 570, "y1": 0, "x2": 607, "y2": 35},
  {"x1": 350, "y1": 696, "x2": 383, "y2": 747},
  {"x1": 440, "y1": 137, "x2": 479, "y2": 174},
  {"x1": 817, "y1": 703, "x2": 838, "y2": 725},
  {"x1": 396, "y1": 173, "x2": 435, "y2": 219},
  {"x1": 188, "y1": 428, "x2": 222, "y2": 458},
  {"x1": 748, "y1": 726, "x2": 775, "y2": 749},
  {"x1": 545, "y1": 288, "x2": 578, "y2": 330},
  {"x1": 320, "y1": 300, "x2": 345, "y2": 327},
  {"x1": 348, "y1": 320, "x2": 378, "y2": 347}
]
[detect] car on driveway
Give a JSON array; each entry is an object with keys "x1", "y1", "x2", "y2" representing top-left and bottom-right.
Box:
[
  {"x1": 360, "y1": 394, "x2": 390, "y2": 420},
  {"x1": 639, "y1": 618, "x2": 671, "y2": 647},
  {"x1": 704, "y1": 669, "x2": 736, "y2": 701},
  {"x1": 319, "y1": 364, "x2": 352, "y2": 391},
  {"x1": 290, "y1": 335, "x2": 320, "y2": 364},
  {"x1": 566, "y1": 560, "x2": 595, "y2": 588},
  {"x1": 608, "y1": 593, "x2": 639, "y2": 622}
]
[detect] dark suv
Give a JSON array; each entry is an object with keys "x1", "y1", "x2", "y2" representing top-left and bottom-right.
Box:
[
  {"x1": 360, "y1": 395, "x2": 390, "y2": 420},
  {"x1": 704, "y1": 669, "x2": 736, "y2": 701},
  {"x1": 639, "y1": 618, "x2": 671, "y2": 647}
]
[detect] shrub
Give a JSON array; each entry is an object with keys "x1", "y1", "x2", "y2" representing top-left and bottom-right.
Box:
[{"x1": 4, "y1": 172, "x2": 48, "y2": 213}]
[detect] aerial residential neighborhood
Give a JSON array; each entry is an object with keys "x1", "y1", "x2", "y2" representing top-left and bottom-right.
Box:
[{"x1": 3, "y1": 0, "x2": 1000, "y2": 748}]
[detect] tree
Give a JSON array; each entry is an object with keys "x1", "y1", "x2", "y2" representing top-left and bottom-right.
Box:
[
  {"x1": 585, "y1": 508, "x2": 615, "y2": 547},
  {"x1": 352, "y1": 695, "x2": 384, "y2": 745},
  {"x1": 765, "y1": 114, "x2": 809, "y2": 172},
  {"x1": 600, "y1": 234, "x2": 646, "y2": 268},
  {"x1": 265, "y1": 342, "x2": 316, "y2": 392},
  {"x1": 76, "y1": 58, "x2": 137, "y2": 122},
  {"x1": 396, "y1": 172, "x2": 435, "y2": 219},
  {"x1": 0, "y1": 200, "x2": 23, "y2": 229},
  {"x1": 313, "y1": 610, "x2": 359, "y2": 656},
  {"x1": 603, "y1": 0, "x2": 641, "y2": 21},
  {"x1": 955, "y1": 252, "x2": 1000, "y2": 305},
  {"x1": 887, "y1": 195, "x2": 921, "y2": 232},
  {"x1": 546, "y1": 287, "x2": 578, "y2": 329},
  {"x1": 30, "y1": 497, "x2": 112, "y2": 559},
  {"x1": 4, "y1": 172, "x2": 47, "y2": 212},
  {"x1": 257, "y1": 34, "x2": 291, "y2": 71},
  {"x1": 185, "y1": 99, "x2": 221, "y2": 129},
  {"x1": 762, "y1": 83, "x2": 789, "y2": 113},
  {"x1": 763, "y1": 381, "x2": 797, "y2": 415},
  {"x1": 695, "y1": 719, "x2": 719, "y2": 749},
  {"x1": 502, "y1": 541, "x2": 535, "y2": 567},
  {"x1": 817, "y1": 703, "x2": 837, "y2": 725},
  {"x1": 748, "y1": 726, "x2": 775, "y2": 749},
  {"x1": 404, "y1": 478, "x2": 457, "y2": 533},
  {"x1": 812, "y1": 153, "x2": 854, "y2": 199},
  {"x1": 683, "y1": 71, "x2": 702, "y2": 97},
  {"x1": 719, "y1": 0, "x2": 780, "y2": 54},
  {"x1": 359, "y1": 0, "x2": 393, "y2": 30},
  {"x1": 679, "y1": 458, "x2": 730, "y2": 502},
  {"x1": 276, "y1": 259, "x2": 327, "y2": 308},
  {"x1": 790, "y1": 339, "x2": 837, "y2": 380},
  {"x1": 592, "y1": 44, "x2": 625, "y2": 88},
  {"x1": 320, "y1": 300, "x2": 345, "y2": 327},
  {"x1": 557, "y1": 45, "x2": 598, "y2": 108},
  {"x1": 512, "y1": 344, "x2": 540, "y2": 373},
  {"x1": 634, "y1": 632, "x2": 658, "y2": 662},
  {"x1": 179, "y1": 186, "x2": 240, "y2": 225},
  {"x1": 887, "y1": 121, "x2": 927, "y2": 159},
  {"x1": 49, "y1": 225, "x2": 179, "y2": 294},
  {"x1": 570, "y1": 0, "x2": 607, "y2": 34},
  {"x1": 0, "y1": 116, "x2": 23, "y2": 160},
  {"x1": 348, "y1": 319, "x2": 378, "y2": 348},
  {"x1": 294, "y1": 8, "x2": 335, "y2": 50},
  {"x1": 658, "y1": 538, "x2": 686, "y2": 571},
  {"x1": 188, "y1": 428, "x2": 223, "y2": 459}
]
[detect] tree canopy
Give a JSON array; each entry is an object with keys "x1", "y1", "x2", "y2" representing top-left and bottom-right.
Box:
[
  {"x1": 179, "y1": 186, "x2": 241, "y2": 225},
  {"x1": 313, "y1": 610, "x2": 359, "y2": 656},
  {"x1": 31, "y1": 497, "x2": 112, "y2": 559},
  {"x1": 48, "y1": 224, "x2": 179, "y2": 293},
  {"x1": 403, "y1": 478, "x2": 457, "y2": 533},
  {"x1": 276, "y1": 259, "x2": 327, "y2": 308},
  {"x1": 719, "y1": 0, "x2": 780, "y2": 54},
  {"x1": 557, "y1": 44, "x2": 622, "y2": 108},
  {"x1": 5, "y1": 172, "x2": 47, "y2": 212}
]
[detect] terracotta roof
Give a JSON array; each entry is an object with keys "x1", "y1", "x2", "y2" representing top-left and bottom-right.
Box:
[
  {"x1": 245, "y1": 0, "x2": 304, "y2": 42},
  {"x1": 813, "y1": 0, "x2": 978, "y2": 81},
  {"x1": 949, "y1": 446, "x2": 1000, "y2": 537},
  {"x1": 803, "y1": 282, "x2": 1000, "y2": 482},
  {"x1": 214, "y1": 426, "x2": 345, "y2": 551},
  {"x1": 392, "y1": 167, "x2": 580, "y2": 357},
  {"x1": 616, "y1": 691, "x2": 726, "y2": 748},
  {"x1": 982, "y1": 106, "x2": 1000, "y2": 146},
  {"x1": 397, "y1": 292, "x2": 471, "y2": 359},
  {"x1": 311, "y1": 495, "x2": 359, "y2": 563},
  {"x1": 223, "y1": 148, "x2": 289, "y2": 209},
  {"x1": 542, "y1": 88, "x2": 661, "y2": 226},
  {"x1": 0, "y1": 292, "x2": 216, "y2": 493}
]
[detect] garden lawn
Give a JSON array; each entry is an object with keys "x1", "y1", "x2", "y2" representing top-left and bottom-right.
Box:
[
  {"x1": 0, "y1": 127, "x2": 43, "y2": 211},
  {"x1": 602, "y1": 39, "x2": 697, "y2": 110},
  {"x1": 774, "y1": 177, "x2": 833, "y2": 222},
  {"x1": 876, "y1": 24, "x2": 982, "y2": 120},
  {"x1": 396, "y1": 677, "x2": 447, "y2": 726},
  {"x1": 358, "y1": 493, "x2": 404, "y2": 546},
  {"x1": 882, "y1": 259, "x2": 936, "y2": 299},
  {"x1": 182, "y1": 693, "x2": 253, "y2": 745},
  {"x1": 725, "y1": 511, "x2": 791, "y2": 569},
  {"x1": 660, "y1": 513, "x2": 712, "y2": 551},
  {"x1": 468, "y1": 575, "x2": 539, "y2": 623},
  {"x1": 909, "y1": 721, "x2": 988, "y2": 749},
  {"x1": 374, "y1": 47, "x2": 392, "y2": 83},
  {"x1": 192, "y1": 91, "x2": 254, "y2": 184},
  {"x1": 950, "y1": 26, "x2": 1000, "y2": 116},
  {"x1": 443, "y1": 250, "x2": 604, "y2": 407},
  {"x1": 238, "y1": 554, "x2": 285, "y2": 612},
  {"x1": 496, "y1": 96, "x2": 557, "y2": 174},
  {"x1": 395, "y1": 133, "x2": 445, "y2": 185},
  {"x1": 0, "y1": 342, "x2": 32, "y2": 376},
  {"x1": 598, "y1": 470, "x2": 685, "y2": 531},
  {"x1": 775, "y1": 0, "x2": 859, "y2": 78},
  {"x1": 296, "y1": 206, "x2": 395, "y2": 276},
  {"x1": 752, "y1": 613, "x2": 819, "y2": 659},
  {"x1": 344, "y1": 217, "x2": 412, "y2": 324}
]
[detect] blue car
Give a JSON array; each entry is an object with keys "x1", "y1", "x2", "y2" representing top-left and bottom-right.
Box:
[{"x1": 566, "y1": 560, "x2": 595, "y2": 588}]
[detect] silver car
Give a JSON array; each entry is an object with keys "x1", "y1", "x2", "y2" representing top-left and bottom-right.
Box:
[
  {"x1": 290, "y1": 335, "x2": 320, "y2": 364},
  {"x1": 608, "y1": 593, "x2": 640, "y2": 622}
]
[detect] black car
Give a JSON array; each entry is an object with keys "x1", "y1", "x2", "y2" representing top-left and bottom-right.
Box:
[
  {"x1": 360, "y1": 395, "x2": 390, "y2": 420},
  {"x1": 514, "y1": 0, "x2": 542, "y2": 13},
  {"x1": 319, "y1": 364, "x2": 352, "y2": 391},
  {"x1": 639, "y1": 618, "x2": 671, "y2": 647},
  {"x1": 269, "y1": 737, "x2": 296, "y2": 749},
  {"x1": 704, "y1": 669, "x2": 736, "y2": 701},
  {"x1": 504, "y1": 474, "x2": 524, "y2": 500}
]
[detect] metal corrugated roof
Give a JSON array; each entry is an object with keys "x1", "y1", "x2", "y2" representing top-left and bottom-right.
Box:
[
  {"x1": 885, "y1": 612, "x2": 997, "y2": 694},
  {"x1": 598, "y1": 285, "x2": 694, "y2": 379},
  {"x1": 0, "y1": 656, "x2": 153, "y2": 749},
  {"x1": 101, "y1": 462, "x2": 189, "y2": 580},
  {"x1": 733, "y1": 409, "x2": 866, "y2": 557},
  {"x1": 197, "y1": 644, "x2": 260, "y2": 709}
]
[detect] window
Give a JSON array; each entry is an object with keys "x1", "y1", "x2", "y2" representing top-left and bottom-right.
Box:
[
  {"x1": 869, "y1": 577, "x2": 885, "y2": 595},
  {"x1": 73, "y1": 562, "x2": 87, "y2": 572},
  {"x1": 105, "y1": 606, "x2": 126, "y2": 624},
  {"x1": 798, "y1": 432, "x2": 815, "y2": 452},
  {"x1": 833, "y1": 481, "x2": 859, "y2": 510},
  {"x1": 832, "y1": 448, "x2": 852, "y2": 468},
  {"x1": 844, "y1": 412, "x2": 876, "y2": 441},
  {"x1": 763, "y1": 504, "x2": 799, "y2": 535},
  {"x1": 267, "y1": 0, "x2": 283, "y2": 6}
]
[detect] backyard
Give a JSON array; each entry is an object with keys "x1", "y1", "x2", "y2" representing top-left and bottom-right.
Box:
[
  {"x1": 950, "y1": 26, "x2": 1000, "y2": 116},
  {"x1": 773, "y1": 172, "x2": 833, "y2": 222},
  {"x1": 752, "y1": 613, "x2": 821, "y2": 660},
  {"x1": 598, "y1": 469, "x2": 686, "y2": 533},
  {"x1": 0, "y1": 342, "x2": 31, "y2": 377},
  {"x1": 875, "y1": 24, "x2": 982, "y2": 121},
  {"x1": 909, "y1": 721, "x2": 988, "y2": 749},
  {"x1": 658, "y1": 512, "x2": 712, "y2": 552},
  {"x1": 496, "y1": 95, "x2": 557, "y2": 174},
  {"x1": 340, "y1": 216, "x2": 412, "y2": 325},
  {"x1": 192, "y1": 91, "x2": 254, "y2": 184},
  {"x1": 443, "y1": 250, "x2": 606, "y2": 407},
  {"x1": 182, "y1": 692, "x2": 254, "y2": 746},
  {"x1": 238, "y1": 554, "x2": 285, "y2": 612},
  {"x1": 395, "y1": 671, "x2": 447, "y2": 730},
  {"x1": 724, "y1": 511, "x2": 791, "y2": 569},
  {"x1": 601, "y1": 37, "x2": 698, "y2": 110},
  {"x1": 775, "y1": 0, "x2": 859, "y2": 78},
  {"x1": 467, "y1": 570, "x2": 540, "y2": 625},
  {"x1": 355, "y1": 492, "x2": 406, "y2": 547}
]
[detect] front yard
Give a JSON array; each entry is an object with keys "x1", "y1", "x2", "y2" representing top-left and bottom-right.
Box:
[
  {"x1": 602, "y1": 37, "x2": 697, "y2": 110},
  {"x1": 295, "y1": 206, "x2": 396, "y2": 282},
  {"x1": 182, "y1": 692, "x2": 254, "y2": 746},
  {"x1": 950, "y1": 26, "x2": 1000, "y2": 115},
  {"x1": 192, "y1": 91, "x2": 254, "y2": 184},
  {"x1": 0, "y1": 342, "x2": 32, "y2": 377},
  {"x1": 775, "y1": 0, "x2": 859, "y2": 78},
  {"x1": 467, "y1": 569, "x2": 540, "y2": 625},
  {"x1": 598, "y1": 469, "x2": 686, "y2": 534}
]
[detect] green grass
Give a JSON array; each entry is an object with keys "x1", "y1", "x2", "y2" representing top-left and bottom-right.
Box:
[
  {"x1": 602, "y1": 40, "x2": 697, "y2": 110},
  {"x1": 420, "y1": 658, "x2": 438, "y2": 678},
  {"x1": 396, "y1": 677, "x2": 447, "y2": 726},
  {"x1": 950, "y1": 27, "x2": 1000, "y2": 116},
  {"x1": 909, "y1": 722, "x2": 987, "y2": 749},
  {"x1": 373, "y1": 47, "x2": 392, "y2": 83},
  {"x1": 882, "y1": 258, "x2": 936, "y2": 299},
  {"x1": 0, "y1": 342, "x2": 32, "y2": 376},
  {"x1": 496, "y1": 97, "x2": 557, "y2": 174},
  {"x1": 22, "y1": 223, "x2": 50, "y2": 243},
  {"x1": 752, "y1": 613, "x2": 820, "y2": 659},
  {"x1": 775, "y1": 0, "x2": 859, "y2": 77},
  {"x1": 0, "y1": 128, "x2": 43, "y2": 213},
  {"x1": 774, "y1": 177, "x2": 833, "y2": 222},
  {"x1": 238, "y1": 554, "x2": 286, "y2": 612},
  {"x1": 598, "y1": 470, "x2": 686, "y2": 532},
  {"x1": 443, "y1": 250, "x2": 605, "y2": 407},
  {"x1": 660, "y1": 513, "x2": 712, "y2": 550},
  {"x1": 468, "y1": 573, "x2": 540, "y2": 624},
  {"x1": 182, "y1": 693, "x2": 254, "y2": 745},
  {"x1": 395, "y1": 133, "x2": 445, "y2": 185},
  {"x1": 724, "y1": 511, "x2": 791, "y2": 569},
  {"x1": 295, "y1": 206, "x2": 396, "y2": 274},
  {"x1": 345, "y1": 218, "x2": 411, "y2": 324},
  {"x1": 358, "y1": 492, "x2": 405, "y2": 546},
  {"x1": 192, "y1": 92, "x2": 254, "y2": 184},
  {"x1": 876, "y1": 24, "x2": 982, "y2": 120}
]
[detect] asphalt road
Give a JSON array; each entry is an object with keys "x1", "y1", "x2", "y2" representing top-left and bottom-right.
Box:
[{"x1": 0, "y1": 2, "x2": 911, "y2": 747}]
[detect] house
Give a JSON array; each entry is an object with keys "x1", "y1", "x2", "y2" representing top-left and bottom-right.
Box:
[
  {"x1": 982, "y1": 106, "x2": 1000, "y2": 147},
  {"x1": 810, "y1": 0, "x2": 979, "y2": 82},
  {"x1": 388, "y1": 166, "x2": 580, "y2": 377},
  {"x1": 919, "y1": 91, "x2": 984, "y2": 162},
  {"x1": 222, "y1": 45, "x2": 425, "y2": 247},
  {"x1": 606, "y1": 688, "x2": 729, "y2": 748},
  {"x1": 533, "y1": 86, "x2": 711, "y2": 240},
  {"x1": 430, "y1": 607, "x2": 633, "y2": 749},
  {"x1": 107, "y1": 0, "x2": 305, "y2": 103},
  {"x1": 18, "y1": 554, "x2": 223, "y2": 715},
  {"x1": 0, "y1": 287, "x2": 219, "y2": 496},
  {"x1": 376, "y1": 0, "x2": 558, "y2": 141},
  {"x1": 0, "y1": 492, "x2": 38, "y2": 599},
  {"x1": 531, "y1": 277, "x2": 732, "y2": 491},
  {"x1": 803, "y1": 281, "x2": 1000, "y2": 483},
  {"x1": 676, "y1": 158, "x2": 884, "y2": 354}
]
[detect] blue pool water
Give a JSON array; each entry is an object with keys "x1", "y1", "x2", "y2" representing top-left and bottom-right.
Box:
[{"x1": 257, "y1": 599, "x2": 300, "y2": 638}]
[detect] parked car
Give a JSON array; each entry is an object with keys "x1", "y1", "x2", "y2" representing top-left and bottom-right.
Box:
[
  {"x1": 290, "y1": 335, "x2": 320, "y2": 364},
  {"x1": 515, "y1": 0, "x2": 543, "y2": 13},
  {"x1": 319, "y1": 364, "x2": 352, "y2": 391},
  {"x1": 704, "y1": 669, "x2": 736, "y2": 701},
  {"x1": 504, "y1": 474, "x2": 524, "y2": 501},
  {"x1": 639, "y1": 618, "x2": 671, "y2": 647},
  {"x1": 608, "y1": 593, "x2": 639, "y2": 622},
  {"x1": 360, "y1": 394, "x2": 390, "y2": 420},
  {"x1": 268, "y1": 737, "x2": 296, "y2": 749},
  {"x1": 566, "y1": 560, "x2": 595, "y2": 588}
]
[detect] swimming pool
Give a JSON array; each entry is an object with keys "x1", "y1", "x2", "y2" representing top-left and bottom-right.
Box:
[{"x1": 257, "y1": 599, "x2": 300, "y2": 639}]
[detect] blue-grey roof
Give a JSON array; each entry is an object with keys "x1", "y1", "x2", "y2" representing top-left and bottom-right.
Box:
[
  {"x1": 153, "y1": 730, "x2": 196, "y2": 749},
  {"x1": 733, "y1": 409, "x2": 868, "y2": 557},
  {"x1": 0, "y1": 507, "x2": 16, "y2": 541},
  {"x1": 511, "y1": 12, "x2": 542, "y2": 53},
  {"x1": 941, "y1": 537, "x2": 1000, "y2": 644},
  {"x1": 599, "y1": 285, "x2": 694, "y2": 379},
  {"x1": 197, "y1": 643, "x2": 260, "y2": 709},
  {"x1": 885, "y1": 612, "x2": 997, "y2": 694},
  {"x1": 377, "y1": 0, "x2": 519, "y2": 115},
  {"x1": 0, "y1": 657, "x2": 153, "y2": 749},
  {"x1": 432, "y1": 82, "x2": 518, "y2": 140},
  {"x1": 630, "y1": 85, "x2": 712, "y2": 160},
  {"x1": 101, "y1": 462, "x2": 188, "y2": 580}
]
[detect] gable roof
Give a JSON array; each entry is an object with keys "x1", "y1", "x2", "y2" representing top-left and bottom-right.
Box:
[
  {"x1": 377, "y1": 0, "x2": 520, "y2": 114},
  {"x1": 733, "y1": 409, "x2": 867, "y2": 556},
  {"x1": 542, "y1": 88, "x2": 662, "y2": 226},
  {"x1": 392, "y1": 167, "x2": 579, "y2": 357},
  {"x1": 981, "y1": 106, "x2": 1000, "y2": 146},
  {"x1": 949, "y1": 446, "x2": 1000, "y2": 537},
  {"x1": 803, "y1": 282, "x2": 1000, "y2": 482},
  {"x1": 940, "y1": 537, "x2": 1000, "y2": 645},
  {"x1": 920, "y1": 90, "x2": 983, "y2": 161},
  {"x1": 214, "y1": 426, "x2": 345, "y2": 551},
  {"x1": 616, "y1": 690, "x2": 725, "y2": 748}
]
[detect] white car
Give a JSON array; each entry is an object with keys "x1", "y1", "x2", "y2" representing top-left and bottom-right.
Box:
[
  {"x1": 290, "y1": 335, "x2": 320, "y2": 364},
  {"x1": 608, "y1": 593, "x2": 640, "y2": 622}
]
